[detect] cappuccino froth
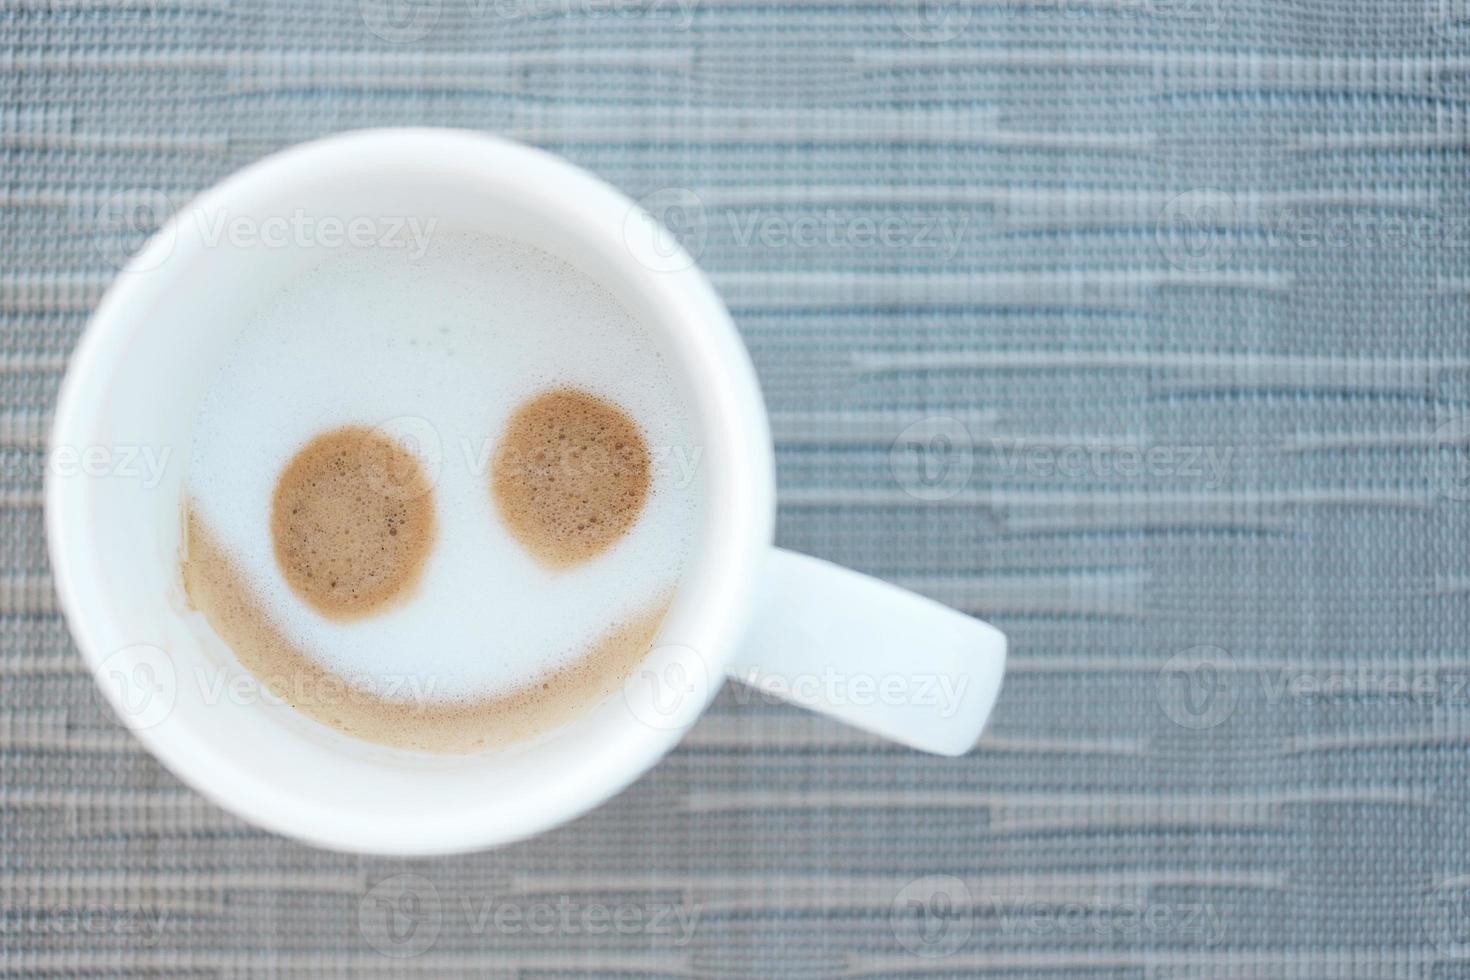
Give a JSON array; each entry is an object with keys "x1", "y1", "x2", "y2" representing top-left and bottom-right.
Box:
[{"x1": 181, "y1": 230, "x2": 701, "y2": 748}]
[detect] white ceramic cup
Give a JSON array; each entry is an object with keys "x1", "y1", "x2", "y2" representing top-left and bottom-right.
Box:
[{"x1": 46, "y1": 129, "x2": 1007, "y2": 855}]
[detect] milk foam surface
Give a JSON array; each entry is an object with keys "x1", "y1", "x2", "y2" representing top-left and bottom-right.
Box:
[{"x1": 186, "y1": 231, "x2": 701, "y2": 701}]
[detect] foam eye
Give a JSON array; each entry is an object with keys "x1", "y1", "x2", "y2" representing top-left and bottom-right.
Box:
[
  {"x1": 490, "y1": 388, "x2": 652, "y2": 567},
  {"x1": 269, "y1": 425, "x2": 436, "y2": 619}
]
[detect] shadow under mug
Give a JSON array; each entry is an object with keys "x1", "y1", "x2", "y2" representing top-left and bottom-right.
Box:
[{"x1": 46, "y1": 129, "x2": 1007, "y2": 855}]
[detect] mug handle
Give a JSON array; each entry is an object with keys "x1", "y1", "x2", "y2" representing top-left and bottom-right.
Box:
[{"x1": 727, "y1": 548, "x2": 1007, "y2": 756}]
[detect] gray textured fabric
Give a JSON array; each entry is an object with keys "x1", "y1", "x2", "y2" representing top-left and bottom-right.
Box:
[{"x1": 5, "y1": 0, "x2": 1470, "y2": 975}]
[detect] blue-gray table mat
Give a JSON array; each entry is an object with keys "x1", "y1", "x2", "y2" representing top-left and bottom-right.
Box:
[{"x1": 5, "y1": 0, "x2": 1470, "y2": 975}]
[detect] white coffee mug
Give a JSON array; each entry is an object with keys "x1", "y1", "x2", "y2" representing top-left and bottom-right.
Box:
[{"x1": 46, "y1": 129, "x2": 1007, "y2": 855}]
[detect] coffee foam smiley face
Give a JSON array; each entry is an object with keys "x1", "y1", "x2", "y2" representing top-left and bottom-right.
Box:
[{"x1": 179, "y1": 230, "x2": 701, "y2": 753}]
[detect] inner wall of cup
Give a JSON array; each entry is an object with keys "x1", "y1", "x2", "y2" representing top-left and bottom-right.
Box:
[{"x1": 61, "y1": 145, "x2": 746, "y2": 837}]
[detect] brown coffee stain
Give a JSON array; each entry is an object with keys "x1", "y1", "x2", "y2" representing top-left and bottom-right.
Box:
[
  {"x1": 270, "y1": 425, "x2": 435, "y2": 619},
  {"x1": 181, "y1": 509, "x2": 670, "y2": 753},
  {"x1": 491, "y1": 388, "x2": 651, "y2": 567}
]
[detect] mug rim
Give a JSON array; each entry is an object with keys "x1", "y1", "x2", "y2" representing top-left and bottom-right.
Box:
[{"x1": 45, "y1": 128, "x2": 776, "y2": 853}]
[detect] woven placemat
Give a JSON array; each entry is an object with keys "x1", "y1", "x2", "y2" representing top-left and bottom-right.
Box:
[{"x1": 4, "y1": 0, "x2": 1470, "y2": 974}]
